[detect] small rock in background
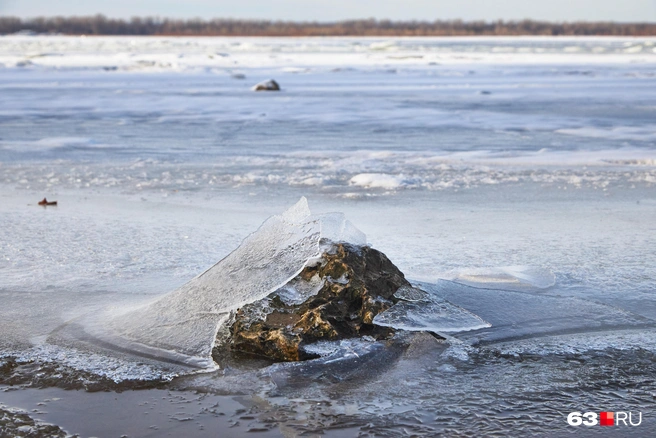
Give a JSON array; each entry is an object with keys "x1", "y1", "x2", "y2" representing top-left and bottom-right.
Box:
[
  {"x1": 252, "y1": 79, "x2": 280, "y2": 91},
  {"x1": 37, "y1": 198, "x2": 57, "y2": 206}
]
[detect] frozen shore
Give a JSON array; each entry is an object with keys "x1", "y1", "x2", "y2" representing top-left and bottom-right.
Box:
[{"x1": 1, "y1": 35, "x2": 655, "y2": 436}]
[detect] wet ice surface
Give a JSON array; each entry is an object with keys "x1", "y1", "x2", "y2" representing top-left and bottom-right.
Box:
[
  {"x1": 4, "y1": 333, "x2": 656, "y2": 437},
  {"x1": 1, "y1": 36, "x2": 656, "y2": 436}
]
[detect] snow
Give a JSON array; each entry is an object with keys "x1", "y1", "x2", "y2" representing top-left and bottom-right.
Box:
[
  {"x1": 1, "y1": 36, "x2": 655, "y2": 71},
  {"x1": 349, "y1": 173, "x2": 409, "y2": 190}
]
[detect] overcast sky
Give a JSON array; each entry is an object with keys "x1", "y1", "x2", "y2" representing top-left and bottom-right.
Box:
[{"x1": 1, "y1": 0, "x2": 655, "y2": 22}]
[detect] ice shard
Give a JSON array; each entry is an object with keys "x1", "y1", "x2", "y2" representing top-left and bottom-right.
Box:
[{"x1": 373, "y1": 285, "x2": 491, "y2": 334}]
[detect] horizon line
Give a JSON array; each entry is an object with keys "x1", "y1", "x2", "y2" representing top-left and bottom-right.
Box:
[
  {"x1": 2, "y1": 16, "x2": 655, "y2": 37},
  {"x1": 3, "y1": 15, "x2": 656, "y2": 25}
]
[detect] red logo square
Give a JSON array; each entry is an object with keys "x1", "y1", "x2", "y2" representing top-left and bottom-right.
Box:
[{"x1": 600, "y1": 411, "x2": 614, "y2": 426}]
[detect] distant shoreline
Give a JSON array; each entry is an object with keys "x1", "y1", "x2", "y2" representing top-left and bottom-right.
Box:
[{"x1": 1, "y1": 16, "x2": 655, "y2": 37}]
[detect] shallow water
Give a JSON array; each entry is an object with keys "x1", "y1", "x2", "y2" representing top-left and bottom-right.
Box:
[{"x1": 1, "y1": 36, "x2": 655, "y2": 436}]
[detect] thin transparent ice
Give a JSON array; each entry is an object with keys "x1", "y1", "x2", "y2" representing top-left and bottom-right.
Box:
[{"x1": 374, "y1": 286, "x2": 491, "y2": 334}]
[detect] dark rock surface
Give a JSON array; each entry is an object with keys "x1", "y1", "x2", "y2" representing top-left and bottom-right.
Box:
[
  {"x1": 0, "y1": 357, "x2": 166, "y2": 392},
  {"x1": 0, "y1": 407, "x2": 69, "y2": 438},
  {"x1": 225, "y1": 243, "x2": 411, "y2": 362}
]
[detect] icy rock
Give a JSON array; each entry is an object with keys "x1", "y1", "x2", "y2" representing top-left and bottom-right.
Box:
[
  {"x1": 224, "y1": 242, "x2": 413, "y2": 362},
  {"x1": 0, "y1": 407, "x2": 67, "y2": 438},
  {"x1": 84, "y1": 197, "x2": 483, "y2": 368},
  {"x1": 95, "y1": 198, "x2": 366, "y2": 368},
  {"x1": 252, "y1": 79, "x2": 280, "y2": 91}
]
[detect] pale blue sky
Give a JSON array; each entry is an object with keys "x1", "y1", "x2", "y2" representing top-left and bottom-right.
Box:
[{"x1": 1, "y1": 0, "x2": 655, "y2": 22}]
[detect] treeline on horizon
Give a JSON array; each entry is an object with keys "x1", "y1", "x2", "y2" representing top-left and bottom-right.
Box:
[{"x1": 0, "y1": 16, "x2": 655, "y2": 37}]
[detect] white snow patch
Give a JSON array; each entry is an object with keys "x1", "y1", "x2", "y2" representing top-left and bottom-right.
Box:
[{"x1": 349, "y1": 173, "x2": 408, "y2": 190}]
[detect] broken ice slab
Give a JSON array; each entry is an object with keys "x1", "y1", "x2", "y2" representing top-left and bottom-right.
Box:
[
  {"x1": 373, "y1": 286, "x2": 491, "y2": 334},
  {"x1": 319, "y1": 212, "x2": 367, "y2": 246}
]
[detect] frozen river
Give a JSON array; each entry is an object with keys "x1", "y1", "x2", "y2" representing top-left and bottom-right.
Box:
[{"x1": 1, "y1": 35, "x2": 655, "y2": 436}]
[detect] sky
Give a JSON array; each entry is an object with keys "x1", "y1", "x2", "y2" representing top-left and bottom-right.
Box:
[{"x1": 1, "y1": 0, "x2": 655, "y2": 22}]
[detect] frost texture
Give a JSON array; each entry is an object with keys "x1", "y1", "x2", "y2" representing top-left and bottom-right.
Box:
[
  {"x1": 373, "y1": 286, "x2": 491, "y2": 334},
  {"x1": 88, "y1": 197, "x2": 366, "y2": 368}
]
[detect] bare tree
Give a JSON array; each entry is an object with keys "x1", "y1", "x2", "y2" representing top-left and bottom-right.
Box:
[{"x1": 0, "y1": 16, "x2": 654, "y2": 36}]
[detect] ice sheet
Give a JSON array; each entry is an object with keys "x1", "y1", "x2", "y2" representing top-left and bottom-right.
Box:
[
  {"x1": 1, "y1": 36, "x2": 655, "y2": 72},
  {"x1": 422, "y1": 280, "x2": 655, "y2": 345}
]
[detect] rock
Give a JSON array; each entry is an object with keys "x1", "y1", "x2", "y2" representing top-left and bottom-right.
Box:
[
  {"x1": 252, "y1": 79, "x2": 280, "y2": 91},
  {"x1": 225, "y1": 243, "x2": 411, "y2": 362},
  {"x1": 0, "y1": 407, "x2": 67, "y2": 438},
  {"x1": 0, "y1": 356, "x2": 168, "y2": 392},
  {"x1": 37, "y1": 197, "x2": 57, "y2": 206}
]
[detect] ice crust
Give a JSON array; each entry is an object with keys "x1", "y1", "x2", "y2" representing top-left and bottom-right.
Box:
[{"x1": 89, "y1": 198, "x2": 366, "y2": 368}]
